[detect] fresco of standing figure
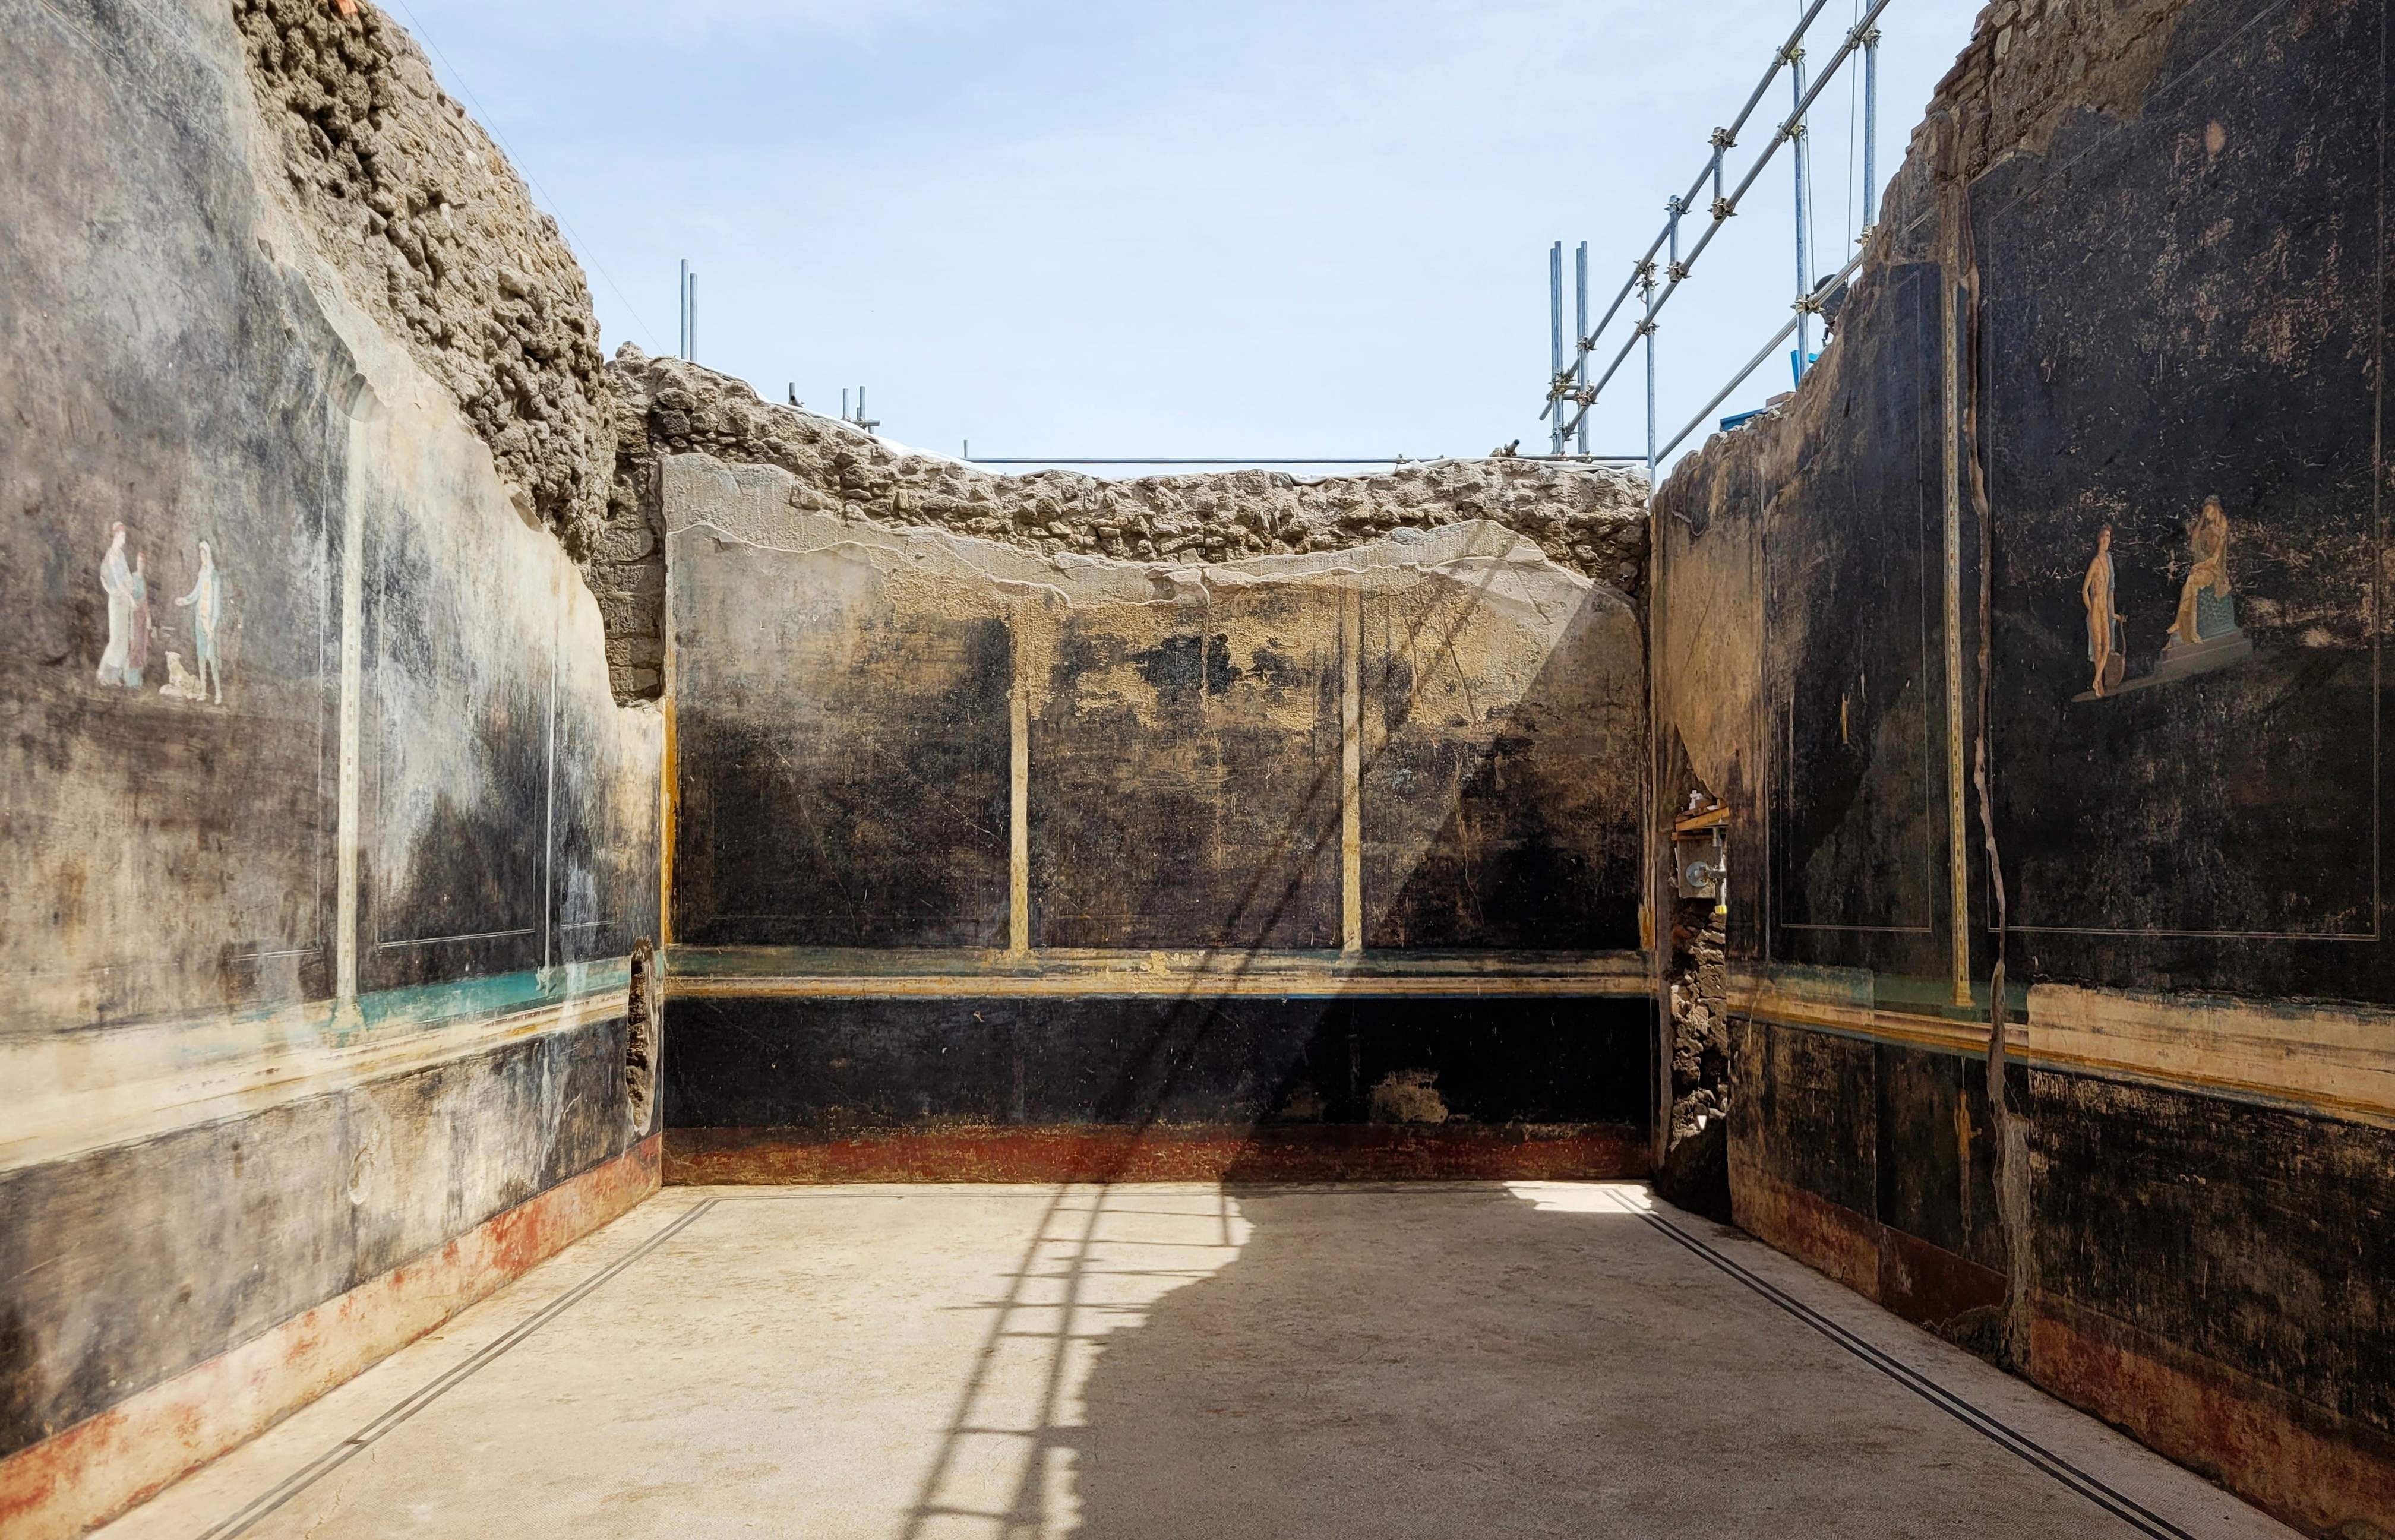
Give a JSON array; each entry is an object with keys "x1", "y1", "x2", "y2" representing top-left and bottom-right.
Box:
[
  {"x1": 2081, "y1": 523, "x2": 2122, "y2": 697},
  {"x1": 127, "y1": 553, "x2": 152, "y2": 689},
  {"x1": 175, "y1": 539, "x2": 226, "y2": 704},
  {"x1": 96, "y1": 521, "x2": 138, "y2": 687}
]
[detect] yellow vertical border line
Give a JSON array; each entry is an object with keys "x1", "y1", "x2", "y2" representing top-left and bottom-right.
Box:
[
  {"x1": 659, "y1": 696, "x2": 677, "y2": 950},
  {"x1": 1942, "y1": 220, "x2": 1972, "y2": 1007},
  {"x1": 1341, "y1": 581, "x2": 1364, "y2": 954},
  {"x1": 1010, "y1": 668, "x2": 1032, "y2": 958},
  {"x1": 658, "y1": 511, "x2": 679, "y2": 953}
]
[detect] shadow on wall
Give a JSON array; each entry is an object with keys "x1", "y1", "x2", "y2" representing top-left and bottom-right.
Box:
[{"x1": 663, "y1": 561, "x2": 1655, "y2": 1172}]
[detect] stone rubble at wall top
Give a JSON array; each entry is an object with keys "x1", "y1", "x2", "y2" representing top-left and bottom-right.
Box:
[
  {"x1": 596, "y1": 350, "x2": 1650, "y2": 701},
  {"x1": 233, "y1": 0, "x2": 615, "y2": 552},
  {"x1": 610, "y1": 350, "x2": 1648, "y2": 576},
  {"x1": 235, "y1": 2, "x2": 1652, "y2": 706}
]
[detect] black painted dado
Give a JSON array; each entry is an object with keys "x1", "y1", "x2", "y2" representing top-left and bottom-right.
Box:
[
  {"x1": 0, "y1": 1011, "x2": 643, "y2": 1461},
  {"x1": 662, "y1": 995, "x2": 1651, "y2": 1133},
  {"x1": 2029, "y1": 1067, "x2": 2395, "y2": 1436},
  {"x1": 1730, "y1": 1017, "x2": 2008, "y2": 1280}
]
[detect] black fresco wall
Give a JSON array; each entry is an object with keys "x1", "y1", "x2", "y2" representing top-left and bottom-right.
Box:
[
  {"x1": 1031, "y1": 584, "x2": 1346, "y2": 951},
  {"x1": 665, "y1": 995, "x2": 1651, "y2": 1133},
  {"x1": 1764, "y1": 263, "x2": 1955, "y2": 981},
  {"x1": 1979, "y1": 0, "x2": 2387, "y2": 1000},
  {"x1": 663, "y1": 498, "x2": 1654, "y2": 1144},
  {"x1": 1662, "y1": 0, "x2": 2395, "y2": 1523},
  {"x1": 0, "y1": 0, "x2": 662, "y2": 1482}
]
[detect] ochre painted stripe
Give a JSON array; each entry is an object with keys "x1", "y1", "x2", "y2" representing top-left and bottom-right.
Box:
[
  {"x1": 4, "y1": 984, "x2": 633, "y2": 1175},
  {"x1": 1341, "y1": 581, "x2": 1364, "y2": 955},
  {"x1": 1741, "y1": 1001, "x2": 2395, "y2": 1130},
  {"x1": 667, "y1": 972, "x2": 1653, "y2": 1000}
]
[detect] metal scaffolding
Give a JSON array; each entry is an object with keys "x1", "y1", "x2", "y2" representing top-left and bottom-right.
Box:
[
  {"x1": 1540, "y1": 0, "x2": 1895, "y2": 479},
  {"x1": 677, "y1": 259, "x2": 697, "y2": 363}
]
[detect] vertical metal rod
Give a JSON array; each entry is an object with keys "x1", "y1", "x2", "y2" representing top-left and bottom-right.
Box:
[
  {"x1": 677, "y1": 258, "x2": 688, "y2": 359},
  {"x1": 1549, "y1": 242, "x2": 1566, "y2": 456},
  {"x1": 1791, "y1": 40, "x2": 1813, "y2": 382},
  {"x1": 842, "y1": 387, "x2": 849, "y2": 422},
  {"x1": 686, "y1": 270, "x2": 697, "y2": 363},
  {"x1": 1574, "y1": 242, "x2": 1591, "y2": 456},
  {"x1": 1644, "y1": 277, "x2": 1658, "y2": 478},
  {"x1": 1862, "y1": 26, "x2": 1881, "y2": 231}
]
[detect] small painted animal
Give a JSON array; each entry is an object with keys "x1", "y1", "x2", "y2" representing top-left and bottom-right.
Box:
[{"x1": 157, "y1": 650, "x2": 208, "y2": 701}]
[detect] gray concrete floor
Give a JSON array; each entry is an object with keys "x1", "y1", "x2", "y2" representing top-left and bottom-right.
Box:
[{"x1": 103, "y1": 1183, "x2": 2294, "y2": 1539}]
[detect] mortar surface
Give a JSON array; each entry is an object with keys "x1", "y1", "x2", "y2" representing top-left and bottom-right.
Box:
[{"x1": 99, "y1": 1184, "x2": 2293, "y2": 1539}]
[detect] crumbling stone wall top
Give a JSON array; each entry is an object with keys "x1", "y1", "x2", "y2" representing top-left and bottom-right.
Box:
[
  {"x1": 1934, "y1": 0, "x2": 2189, "y2": 183},
  {"x1": 593, "y1": 350, "x2": 1650, "y2": 701},
  {"x1": 235, "y1": 0, "x2": 613, "y2": 551}
]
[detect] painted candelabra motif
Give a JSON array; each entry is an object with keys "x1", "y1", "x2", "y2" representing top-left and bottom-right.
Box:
[
  {"x1": 94, "y1": 521, "x2": 229, "y2": 704},
  {"x1": 2074, "y1": 495, "x2": 2251, "y2": 703}
]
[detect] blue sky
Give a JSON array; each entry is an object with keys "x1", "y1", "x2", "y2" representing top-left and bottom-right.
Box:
[{"x1": 385, "y1": 0, "x2": 1980, "y2": 475}]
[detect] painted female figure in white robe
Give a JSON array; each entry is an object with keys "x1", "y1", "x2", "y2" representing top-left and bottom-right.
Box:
[{"x1": 96, "y1": 522, "x2": 137, "y2": 687}]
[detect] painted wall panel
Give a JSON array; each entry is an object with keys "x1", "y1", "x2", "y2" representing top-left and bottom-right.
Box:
[
  {"x1": 1978, "y1": 0, "x2": 2386, "y2": 992},
  {"x1": 669, "y1": 523, "x2": 1013, "y2": 948},
  {"x1": 1031, "y1": 583, "x2": 1344, "y2": 950},
  {"x1": 0, "y1": 0, "x2": 345, "y2": 1035},
  {"x1": 1363, "y1": 573, "x2": 1644, "y2": 949},
  {"x1": 1765, "y1": 267, "x2": 1945, "y2": 957}
]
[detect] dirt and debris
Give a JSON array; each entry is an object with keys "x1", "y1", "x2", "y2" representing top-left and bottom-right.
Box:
[{"x1": 1368, "y1": 1070, "x2": 1452, "y2": 1127}]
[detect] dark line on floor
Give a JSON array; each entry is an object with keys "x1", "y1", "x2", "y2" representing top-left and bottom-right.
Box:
[
  {"x1": 186, "y1": 1184, "x2": 2206, "y2": 1539},
  {"x1": 194, "y1": 1198, "x2": 722, "y2": 1540},
  {"x1": 1612, "y1": 1192, "x2": 2194, "y2": 1540}
]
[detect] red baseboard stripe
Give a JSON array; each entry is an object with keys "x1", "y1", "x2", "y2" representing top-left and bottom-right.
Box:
[
  {"x1": 1731, "y1": 1159, "x2": 2395, "y2": 1538},
  {"x1": 666, "y1": 1124, "x2": 1650, "y2": 1185}
]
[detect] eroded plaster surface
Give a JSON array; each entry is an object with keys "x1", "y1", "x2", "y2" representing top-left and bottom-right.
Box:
[{"x1": 1, "y1": 1, "x2": 660, "y2": 1523}]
